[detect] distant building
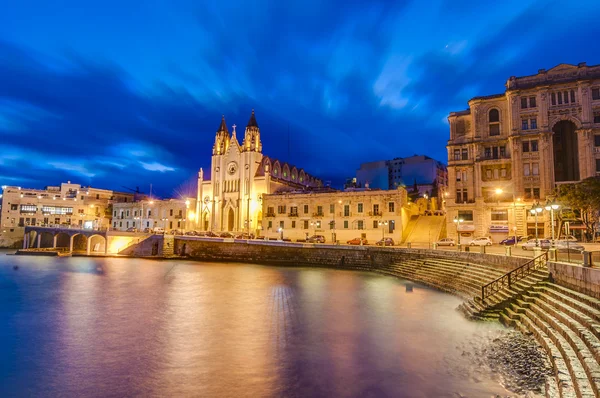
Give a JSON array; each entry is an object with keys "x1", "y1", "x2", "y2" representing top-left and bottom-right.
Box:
[
  {"x1": 0, "y1": 181, "x2": 133, "y2": 231},
  {"x1": 195, "y1": 111, "x2": 322, "y2": 234},
  {"x1": 355, "y1": 155, "x2": 448, "y2": 197},
  {"x1": 111, "y1": 198, "x2": 195, "y2": 232},
  {"x1": 446, "y1": 62, "x2": 600, "y2": 242},
  {"x1": 261, "y1": 187, "x2": 410, "y2": 243}
]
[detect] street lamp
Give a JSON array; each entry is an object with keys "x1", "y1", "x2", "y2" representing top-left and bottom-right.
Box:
[
  {"x1": 278, "y1": 227, "x2": 283, "y2": 241},
  {"x1": 544, "y1": 199, "x2": 560, "y2": 247},
  {"x1": 529, "y1": 202, "x2": 543, "y2": 246},
  {"x1": 453, "y1": 216, "x2": 464, "y2": 248},
  {"x1": 379, "y1": 220, "x2": 388, "y2": 244}
]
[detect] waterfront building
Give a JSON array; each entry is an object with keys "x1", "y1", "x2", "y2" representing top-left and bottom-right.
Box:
[
  {"x1": 195, "y1": 111, "x2": 322, "y2": 234},
  {"x1": 355, "y1": 155, "x2": 448, "y2": 198},
  {"x1": 261, "y1": 187, "x2": 410, "y2": 243},
  {"x1": 0, "y1": 182, "x2": 133, "y2": 232},
  {"x1": 111, "y1": 198, "x2": 195, "y2": 232},
  {"x1": 446, "y1": 62, "x2": 600, "y2": 242}
]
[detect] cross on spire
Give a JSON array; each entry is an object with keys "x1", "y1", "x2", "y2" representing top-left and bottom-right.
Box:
[{"x1": 232, "y1": 124, "x2": 237, "y2": 134}]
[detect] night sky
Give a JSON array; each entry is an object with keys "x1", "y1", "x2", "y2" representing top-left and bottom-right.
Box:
[{"x1": 1, "y1": 1, "x2": 600, "y2": 198}]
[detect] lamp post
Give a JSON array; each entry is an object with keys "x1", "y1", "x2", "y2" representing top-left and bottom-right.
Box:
[
  {"x1": 544, "y1": 199, "x2": 560, "y2": 247},
  {"x1": 278, "y1": 227, "x2": 283, "y2": 241},
  {"x1": 453, "y1": 216, "x2": 464, "y2": 249},
  {"x1": 530, "y1": 202, "x2": 543, "y2": 246},
  {"x1": 379, "y1": 220, "x2": 388, "y2": 244}
]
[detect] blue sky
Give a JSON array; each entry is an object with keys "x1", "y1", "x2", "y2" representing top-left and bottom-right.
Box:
[{"x1": 1, "y1": 0, "x2": 600, "y2": 198}]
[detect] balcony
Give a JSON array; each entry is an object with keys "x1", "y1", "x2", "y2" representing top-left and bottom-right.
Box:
[
  {"x1": 312, "y1": 212, "x2": 324, "y2": 217},
  {"x1": 265, "y1": 212, "x2": 276, "y2": 217},
  {"x1": 523, "y1": 175, "x2": 540, "y2": 183},
  {"x1": 368, "y1": 211, "x2": 382, "y2": 216},
  {"x1": 339, "y1": 211, "x2": 352, "y2": 217},
  {"x1": 594, "y1": 147, "x2": 600, "y2": 153},
  {"x1": 288, "y1": 212, "x2": 299, "y2": 217},
  {"x1": 477, "y1": 154, "x2": 511, "y2": 162}
]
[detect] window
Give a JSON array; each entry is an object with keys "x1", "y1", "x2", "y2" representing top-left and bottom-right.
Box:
[
  {"x1": 169, "y1": 209, "x2": 173, "y2": 216},
  {"x1": 530, "y1": 118, "x2": 537, "y2": 129},
  {"x1": 357, "y1": 220, "x2": 364, "y2": 230},
  {"x1": 524, "y1": 164, "x2": 530, "y2": 176},
  {"x1": 456, "y1": 189, "x2": 468, "y2": 203},
  {"x1": 357, "y1": 203, "x2": 363, "y2": 213},
  {"x1": 596, "y1": 159, "x2": 600, "y2": 173},
  {"x1": 521, "y1": 97, "x2": 528, "y2": 109},
  {"x1": 343, "y1": 205, "x2": 349, "y2": 216},
  {"x1": 114, "y1": 210, "x2": 117, "y2": 217},
  {"x1": 461, "y1": 148, "x2": 468, "y2": 160},
  {"x1": 551, "y1": 92, "x2": 556, "y2": 105},
  {"x1": 501, "y1": 169, "x2": 507, "y2": 178},
  {"x1": 291, "y1": 221, "x2": 296, "y2": 228},
  {"x1": 489, "y1": 109, "x2": 500, "y2": 136},
  {"x1": 329, "y1": 204, "x2": 334, "y2": 214},
  {"x1": 558, "y1": 91, "x2": 563, "y2": 104},
  {"x1": 134, "y1": 210, "x2": 138, "y2": 217},
  {"x1": 491, "y1": 210, "x2": 508, "y2": 221},
  {"x1": 454, "y1": 149, "x2": 460, "y2": 161},
  {"x1": 493, "y1": 169, "x2": 499, "y2": 179},
  {"x1": 570, "y1": 90, "x2": 576, "y2": 103},
  {"x1": 329, "y1": 221, "x2": 334, "y2": 229},
  {"x1": 532, "y1": 163, "x2": 539, "y2": 175},
  {"x1": 595, "y1": 135, "x2": 600, "y2": 146},
  {"x1": 564, "y1": 91, "x2": 569, "y2": 104},
  {"x1": 593, "y1": 88, "x2": 600, "y2": 100},
  {"x1": 178, "y1": 210, "x2": 183, "y2": 217},
  {"x1": 594, "y1": 114, "x2": 600, "y2": 124},
  {"x1": 277, "y1": 205, "x2": 286, "y2": 214},
  {"x1": 388, "y1": 202, "x2": 395, "y2": 212},
  {"x1": 522, "y1": 119, "x2": 529, "y2": 130},
  {"x1": 317, "y1": 206, "x2": 323, "y2": 215},
  {"x1": 303, "y1": 220, "x2": 308, "y2": 229},
  {"x1": 457, "y1": 210, "x2": 473, "y2": 221},
  {"x1": 279, "y1": 221, "x2": 284, "y2": 228},
  {"x1": 529, "y1": 96, "x2": 536, "y2": 108},
  {"x1": 531, "y1": 140, "x2": 538, "y2": 151},
  {"x1": 484, "y1": 147, "x2": 491, "y2": 158},
  {"x1": 343, "y1": 220, "x2": 348, "y2": 229},
  {"x1": 268, "y1": 221, "x2": 272, "y2": 229},
  {"x1": 290, "y1": 206, "x2": 298, "y2": 215},
  {"x1": 303, "y1": 204, "x2": 309, "y2": 214},
  {"x1": 373, "y1": 220, "x2": 379, "y2": 228},
  {"x1": 373, "y1": 204, "x2": 379, "y2": 215},
  {"x1": 20, "y1": 205, "x2": 37, "y2": 213},
  {"x1": 500, "y1": 146, "x2": 506, "y2": 158},
  {"x1": 533, "y1": 188, "x2": 540, "y2": 199},
  {"x1": 113, "y1": 222, "x2": 117, "y2": 228},
  {"x1": 486, "y1": 169, "x2": 492, "y2": 179}
]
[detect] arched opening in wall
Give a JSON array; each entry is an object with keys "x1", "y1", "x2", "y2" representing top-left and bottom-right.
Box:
[
  {"x1": 25, "y1": 230, "x2": 37, "y2": 248},
  {"x1": 203, "y1": 211, "x2": 209, "y2": 231},
  {"x1": 39, "y1": 231, "x2": 55, "y2": 248},
  {"x1": 55, "y1": 232, "x2": 71, "y2": 249},
  {"x1": 553, "y1": 120, "x2": 580, "y2": 182},
  {"x1": 89, "y1": 235, "x2": 106, "y2": 253},
  {"x1": 72, "y1": 234, "x2": 87, "y2": 253},
  {"x1": 227, "y1": 208, "x2": 235, "y2": 232}
]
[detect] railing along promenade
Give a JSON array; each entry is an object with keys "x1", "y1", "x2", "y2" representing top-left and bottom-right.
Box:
[{"x1": 481, "y1": 252, "x2": 548, "y2": 301}]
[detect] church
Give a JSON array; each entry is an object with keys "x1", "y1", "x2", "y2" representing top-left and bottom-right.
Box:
[{"x1": 195, "y1": 110, "x2": 323, "y2": 234}]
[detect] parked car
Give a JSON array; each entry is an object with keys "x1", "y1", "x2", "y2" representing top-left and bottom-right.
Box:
[
  {"x1": 219, "y1": 232, "x2": 235, "y2": 238},
  {"x1": 347, "y1": 237, "x2": 368, "y2": 245},
  {"x1": 436, "y1": 238, "x2": 456, "y2": 246},
  {"x1": 375, "y1": 237, "x2": 395, "y2": 246},
  {"x1": 204, "y1": 231, "x2": 218, "y2": 237},
  {"x1": 307, "y1": 235, "x2": 325, "y2": 243},
  {"x1": 235, "y1": 233, "x2": 255, "y2": 239},
  {"x1": 153, "y1": 227, "x2": 165, "y2": 234},
  {"x1": 521, "y1": 239, "x2": 551, "y2": 250},
  {"x1": 469, "y1": 237, "x2": 493, "y2": 246},
  {"x1": 556, "y1": 242, "x2": 584, "y2": 252},
  {"x1": 126, "y1": 227, "x2": 138, "y2": 232},
  {"x1": 499, "y1": 236, "x2": 525, "y2": 245},
  {"x1": 558, "y1": 235, "x2": 578, "y2": 242}
]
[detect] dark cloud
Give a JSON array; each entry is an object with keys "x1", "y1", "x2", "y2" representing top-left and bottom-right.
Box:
[{"x1": 1, "y1": 0, "x2": 600, "y2": 194}]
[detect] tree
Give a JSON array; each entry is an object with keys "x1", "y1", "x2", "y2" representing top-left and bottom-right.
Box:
[{"x1": 555, "y1": 177, "x2": 600, "y2": 240}]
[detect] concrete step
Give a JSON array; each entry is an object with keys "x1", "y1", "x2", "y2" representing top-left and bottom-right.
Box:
[{"x1": 520, "y1": 302, "x2": 596, "y2": 398}]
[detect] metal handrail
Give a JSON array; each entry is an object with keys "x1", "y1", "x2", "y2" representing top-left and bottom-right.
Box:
[{"x1": 481, "y1": 252, "x2": 548, "y2": 301}]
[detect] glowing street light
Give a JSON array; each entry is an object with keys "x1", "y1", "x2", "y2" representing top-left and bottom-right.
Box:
[
  {"x1": 530, "y1": 202, "x2": 543, "y2": 246},
  {"x1": 453, "y1": 216, "x2": 464, "y2": 248},
  {"x1": 544, "y1": 199, "x2": 561, "y2": 247}
]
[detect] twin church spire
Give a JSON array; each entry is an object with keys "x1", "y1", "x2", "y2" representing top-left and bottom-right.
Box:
[{"x1": 212, "y1": 110, "x2": 262, "y2": 155}]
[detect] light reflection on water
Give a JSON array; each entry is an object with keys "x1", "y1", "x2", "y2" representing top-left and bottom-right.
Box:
[{"x1": 0, "y1": 253, "x2": 513, "y2": 397}]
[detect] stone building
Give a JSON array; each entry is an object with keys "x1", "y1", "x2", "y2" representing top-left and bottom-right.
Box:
[
  {"x1": 195, "y1": 111, "x2": 322, "y2": 234},
  {"x1": 111, "y1": 198, "x2": 195, "y2": 232},
  {"x1": 446, "y1": 63, "x2": 600, "y2": 242},
  {"x1": 261, "y1": 188, "x2": 410, "y2": 243},
  {"x1": 0, "y1": 182, "x2": 133, "y2": 240}
]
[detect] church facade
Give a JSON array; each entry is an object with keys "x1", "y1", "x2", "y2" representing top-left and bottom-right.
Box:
[{"x1": 195, "y1": 111, "x2": 322, "y2": 234}]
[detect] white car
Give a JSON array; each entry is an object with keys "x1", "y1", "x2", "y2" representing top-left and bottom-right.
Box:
[
  {"x1": 436, "y1": 238, "x2": 456, "y2": 246},
  {"x1": 469, "y1": 237, "x2": 493, "y2": 246}
]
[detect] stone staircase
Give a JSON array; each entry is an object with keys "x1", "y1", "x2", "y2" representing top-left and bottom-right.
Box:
[
  {"x1": 378, "y1": 256, "x2": 507, "y2": 300},
  {"x1": 501, "y1": 282, "x2": 600, "y2": 398},
  {"x1": 460, "y1": 269, "x2": 549, "y2": 320},
  {"x1": 404, "y1": 215, "x2": 445, "y2": 245}
]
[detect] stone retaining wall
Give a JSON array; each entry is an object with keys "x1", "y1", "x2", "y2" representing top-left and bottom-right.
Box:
[
  {"x1": 173, "y1": 237, "x2": 526, "y2": 272},
  {"x1": 548, "y1": 261, "x2": 600, "y2": 300}
]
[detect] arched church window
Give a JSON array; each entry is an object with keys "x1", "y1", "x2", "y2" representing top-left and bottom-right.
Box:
[{"x1": 488, "y1": 109, "x2": 500, "y2": 136}]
